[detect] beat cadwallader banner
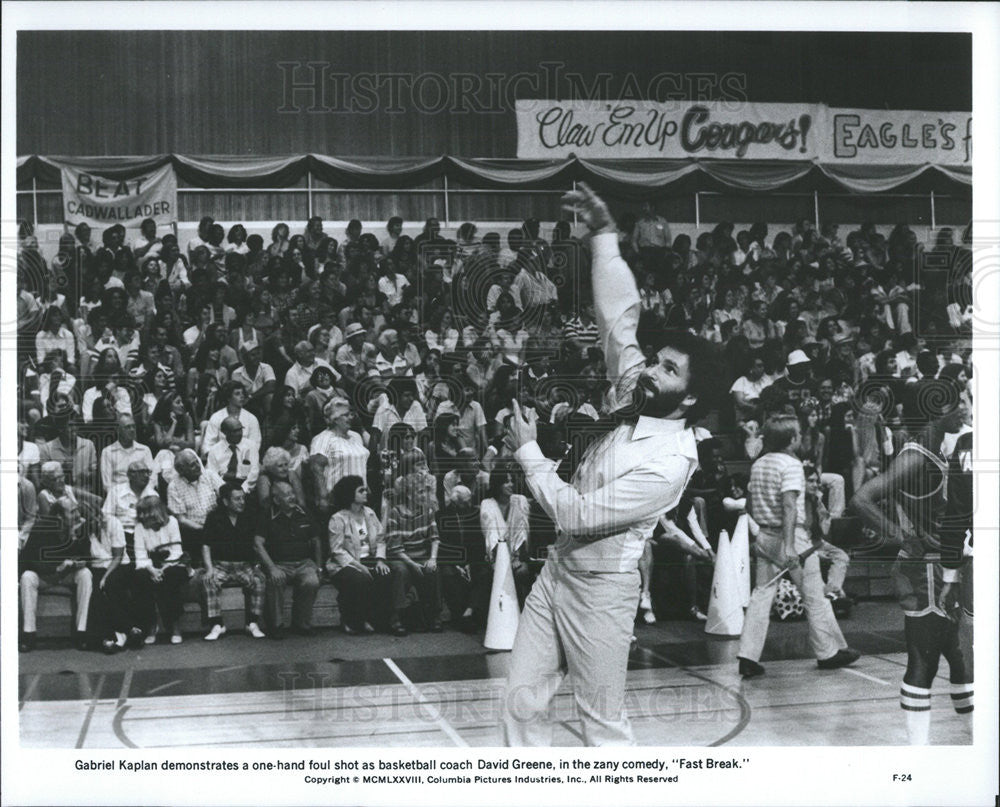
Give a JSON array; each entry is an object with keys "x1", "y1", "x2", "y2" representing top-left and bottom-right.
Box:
[
  {"x1": 515, "y1": 100, "x2": 971, "y2": 166},
  {"x1": 59, "y1": 162, "x2": 178, "y2": 229}
]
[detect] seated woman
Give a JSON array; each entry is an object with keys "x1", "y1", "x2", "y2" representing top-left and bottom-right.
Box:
[
  {"x1": 134, "y1": 495, "x2": 191, "y2": 645},
  {"x1": 479, "y1": 460, "x2": 533, "y2": 607},
  {"x1": 257, "y1": 446, "x2": 308, "y2": 513},
  {"x1": 383, "y1": 449, "x2": 442, "y2": 633},
  {"x1": 326, "y1": 475, "x2": 390, "y2": 635}
]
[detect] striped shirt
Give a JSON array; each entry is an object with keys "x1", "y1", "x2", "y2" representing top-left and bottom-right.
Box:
[
  {"x1": 748, "y1": 451, "x2": 810, "y2": 551},
  {"x1": 563, "y1": 316, "x2": 600, "y2": 353}
]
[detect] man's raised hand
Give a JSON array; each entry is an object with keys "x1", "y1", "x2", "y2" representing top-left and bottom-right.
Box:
[
  {"x1": 506, "y1": 399, "x2": 538, "y2": 452},
  {"x1": 561, "y1": 182, "x2": 616, "y2": 235}
]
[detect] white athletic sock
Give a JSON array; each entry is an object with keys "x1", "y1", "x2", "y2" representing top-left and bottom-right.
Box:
[{"x1": 900, "y1": 684, "x2": 931, "y2": 745}]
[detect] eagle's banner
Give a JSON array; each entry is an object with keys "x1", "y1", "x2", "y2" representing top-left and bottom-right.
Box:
[
  {"x1": 825, "y1": 108, "x2": 972, "y2": 166},
  {"x1": 59, "y1": 162, "x2": 177, "y2": 229},
  {"x1": 515, "y1": 100, "x2": 971, "y2": 166}
]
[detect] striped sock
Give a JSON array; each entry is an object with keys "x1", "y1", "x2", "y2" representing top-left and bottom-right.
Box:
[
  {"x1": 950, "y1": 682, "x2": 974, "y2": 714},
  {"x1": 900, "y1": 684, "x2": 931, "y2": 745}
]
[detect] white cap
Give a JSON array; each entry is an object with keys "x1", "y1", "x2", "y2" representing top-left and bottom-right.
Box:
[{"x1": 787, "y1": 349, "x2": 811, "y2": 366}]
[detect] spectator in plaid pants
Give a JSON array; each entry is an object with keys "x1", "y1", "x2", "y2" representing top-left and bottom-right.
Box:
[{"x1": 199, "y1": 483, "x2": 267, "y2": 640}]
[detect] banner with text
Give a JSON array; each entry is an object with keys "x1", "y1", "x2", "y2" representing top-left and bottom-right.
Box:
[
  {"x1": 824, "y1": 108, "x2": 971, "y2": 166},
  {"x1": 515, "y1": 101, "x2": 971, "y2": 166},
  {"x1": 60, "y1": 162, "x2": 178, "y2": 229}
]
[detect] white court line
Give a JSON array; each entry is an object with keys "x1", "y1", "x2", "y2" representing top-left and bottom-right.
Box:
[
  {"x1": 382, "y1": 658, "x2": 469, "y2": 747},
  {"x1": 840, "y1": 667, "x2": 892, "y2": 686}
]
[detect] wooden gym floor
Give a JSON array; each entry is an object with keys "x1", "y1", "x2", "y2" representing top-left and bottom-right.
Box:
[{"x1": 17, "y1": 601, "x2": 974, "y2": 748}]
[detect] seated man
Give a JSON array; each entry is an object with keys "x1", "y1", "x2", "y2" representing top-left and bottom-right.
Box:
[
  {"x1": 254, "y1": 481, "x2": 322, "y2": 639},
  {"x1": 166, "y1": 449, "x2": 222, "y2": 556},
  {"x1": 205, "y1": 416, "x2": 260, "y2": 494},
  {"x1": 200, "y1": 483, "x2": 267, "y2": 640},
  {"x1": 19, "y1": 497, "x2": 93, "y2": 652}
]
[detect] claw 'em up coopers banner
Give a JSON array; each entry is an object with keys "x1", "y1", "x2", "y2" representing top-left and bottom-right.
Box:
[
  {"x1": 515, "y1": 100, "x2": 971, "y2": 166},
  {"x1": 59, "y1": 162, "x2": 178, "y2": 229}
]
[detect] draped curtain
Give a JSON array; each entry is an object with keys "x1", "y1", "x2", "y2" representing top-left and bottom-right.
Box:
[{"x1": 18, "y1": 154, "x2": 971, "y2": 195}]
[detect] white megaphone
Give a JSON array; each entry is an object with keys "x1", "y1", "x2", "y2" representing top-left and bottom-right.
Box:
[
  {"x1": 484, "y1": 540, "x2": 519, "y2": 651},
  {"x1": 705, "y1": 529, "x2": 744, "y2": 637},
  {"x1": 731, "y1": 515, "x2": 752, "y2": 608}
]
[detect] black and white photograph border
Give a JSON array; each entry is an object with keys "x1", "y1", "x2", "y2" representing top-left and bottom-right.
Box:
[{"x1": 1, "y1": 2, "x2": 998, "y2": 806}]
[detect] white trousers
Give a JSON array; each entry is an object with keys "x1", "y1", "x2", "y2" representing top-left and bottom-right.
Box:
[
  {"x1": 738, "y1": 531, "x2": 846, "y2": 663},
  {"x1": 501, "y1": 560, "x2": 639, "y2": 746},
  {"x1": 20, "y1": 567, "x2": 93, "y2": 633}
]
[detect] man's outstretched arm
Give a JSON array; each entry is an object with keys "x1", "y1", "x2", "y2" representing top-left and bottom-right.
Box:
[{"x1": 562, "y1": 184, "x2": 645, "y2": 400}]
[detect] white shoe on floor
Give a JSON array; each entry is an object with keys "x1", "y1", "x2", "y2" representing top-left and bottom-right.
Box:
[
  {"x1": 144, "y1": 631, "x2": 157, "y2": 645},
  {"x1": 204, "y1": 624, "x2": 227, "y2": 641},
  {"x1": 114, "y1": 631, "x2": 127, "y2": 648},
  {"x1": 246, "y1": 622, "x2": 266, "y2": 639},
  {"x1": 639, "y1": 592, "x2": 652, "y2": 611},
  {"x1": 170, "y1": 633, "x2": 183, "y2": 645},
  {"x1": 643, "y1": 608, "x2": 657, "y2": 624}
]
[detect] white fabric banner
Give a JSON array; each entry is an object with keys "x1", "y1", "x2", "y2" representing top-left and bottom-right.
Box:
[
  {"x1": 59, "y1": 162, "x2": 178, "y2": 229},
  {"x1": 516, "y1": 100, "x2": 971, "y2": 166},
  {"x1": 822, "y1": 108, "x2": 972, "y2": 165},
  {"x1": 516, "y1": 100, "x2": 817, "y2": 160}
]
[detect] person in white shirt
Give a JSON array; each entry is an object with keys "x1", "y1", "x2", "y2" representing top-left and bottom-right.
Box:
[
  {"x1": 373, "y1": 329, "x2": 415, "y2": 377},
  {"x1": 380, "y1": 216, "x2": 404, "y2": 257},
  {"x1": 370, "y1": 377, "x2": 428, "y2": 449},
  {"x1": 501, "y1": 183, "x2": 717, "y2": 747},
  {"x1": 510, "y1": 248, "x2": 558, "y2": 310},
  {"x1": 100, "y1": 415, "x2": 154, "y2": 492},
  {"x1": 309, "y1": 398, "x2": 370, "y2": 513},
  {"x1": 230, "y1": 344, "x2": 277, "y2": 410},
  {"x1": 201, "y1": 381, "x2": 262, "y2": 457},
  {"x1": 206, "y1": 417, "x2": 260, "y2": 494},
  {"x1": 377, "y1": 264, "x2": 410, "y2": 308},
  {"x1": 730, "y1": 355, "x2": 775, "y2": 422},
  {"x1": 134, "y1": 495, "x2": 190, "y2": 645}
]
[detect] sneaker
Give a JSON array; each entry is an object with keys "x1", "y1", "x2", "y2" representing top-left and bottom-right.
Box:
[
  {"x1": 817, "y1": 648, "x2": 861, "y2": 670},
  {"x1": 126, "y1": 627, "x2": 145, "y2": 649},
  {"x1": 689, "y1": 606, "x2": 708, "y2": 622},
  {"x1": 639, "y1": 592, "x2": 652, "y2": 611},
  {"x1": 144, "y1": 632, "x2": 157, "y2": 646},
  {"x1": 102, "y1": 638, "x2": 120, "y2": 655},
  {"x1": 389, "y1": 621, "x2": 408, "y2": 637},
  {"x1": 429, "y1": 619, "x2": 443, "y2": 633},
  {"x1": 170, "y1": 633, "x2": 183, "y2": 645},
  {"x1": 342, "y1": 624, "x2": 358, "y2": 636},
  {"x1": 643, "y1": 608, "x2": 657, "y2": 624},
  {"x1": 204, "y1": 624, "x2": 227, "y2": 641},
  {"x1": 362, "y1": 622, "x2": 375, "y2": 634},
  {"x1": 738, "y1": 657, "x2": 766, "y2": 678},
  {"x1": 246, "y1": 622, "x2": 266, "y2": 639},
  {"x1": 115, "y1": 632, "x2": 127, "y2": 648}
]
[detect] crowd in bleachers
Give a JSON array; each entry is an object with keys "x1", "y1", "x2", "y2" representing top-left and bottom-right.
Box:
[{"x1": 15, "y1": 204, "x2": 974, "y2": 653}]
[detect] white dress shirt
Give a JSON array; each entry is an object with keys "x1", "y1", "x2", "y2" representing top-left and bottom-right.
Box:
[
  {"x1": 206, "y1": 438, "x2": 260, "y2": 493},
  {"x1": 201, "y1": 407, "x2": 262, "y2": 456},
  {"x1": 100, "y1": 441, "x2": 154, "y2": 491},
  {"x1": 513, "y1": 233, "x2": 699, "y2": 573}
]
